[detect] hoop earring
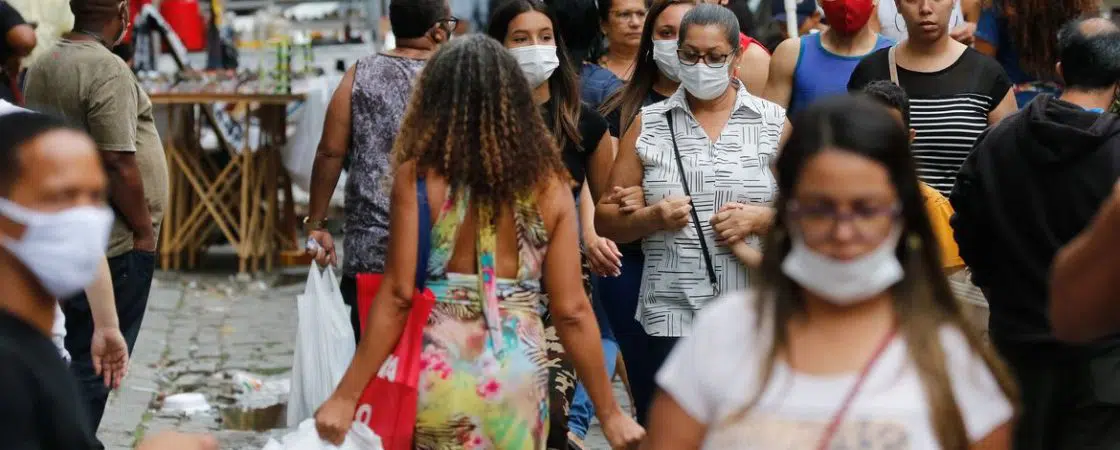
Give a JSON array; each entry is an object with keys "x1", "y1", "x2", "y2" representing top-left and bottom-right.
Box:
[
  {"x1": 894, "y1": 14, "x2": 904, "y2": 33},
  {"x1": 907, "y1": 232, "x2": 922, "y2": 251}
]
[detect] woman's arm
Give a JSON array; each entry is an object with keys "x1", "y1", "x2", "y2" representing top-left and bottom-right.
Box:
[
  {"x1": 1051, "y1": 182, "x2": 1120, "y2": 343},
  {"x1": 971, "y1": 422, "x2": 1012, "y2": 450},
  {"x1": 542, "y1": 178, "x2": 644, "y2": 447},
  {"x1": 87, "y1": 256, "x2": 130, "y2": 388},
  {"x1": 641, "y1": 391, "x2": 707, "y2": 450},
  {"x1": 988, "y1": 90, "x2": 1017, "y2": 124},
  {"x1": 587, "y1": 128, "x2": 617, "y2": 203},
  {"x1": 738, "y1": 44, "x2": 771, "y2": 97},
  {"x1": 595, "y1": 116, "x2": 667, "y2": 243},
  {"x1": 327, "y1": 160, "x2": 424, "y2": 402},
  {"x1": 729, "y1": 240, "x2": 762, "y2": 268}
]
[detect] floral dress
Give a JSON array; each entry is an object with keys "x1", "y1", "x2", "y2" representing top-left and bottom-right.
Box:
[{"x1": 414, "y1": 187, "x2": 554, "y2": 449}]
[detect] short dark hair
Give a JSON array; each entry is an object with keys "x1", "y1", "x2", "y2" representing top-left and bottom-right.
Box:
[
  {"x1": 112, "y1": 42, "x2": 134, "y2": 62},
  {"x1": 389, "y1": 0, "x2": 450, "y2": 39},
  {"x1": 547, "y1": 0, "x2": 601, "y2": 64},
  {"x1": 861, "y1": 80, "x2": 911, "y2": 129},
  {"x1": 1058, "y1": 18, "x2": 1120, "y2": 90},
  {"x1": 70, "y1": 0, "x2": 123, "y2": 28},
  {"x1": 679, "y1": 4, "x2": 741, "y2": 52},
  {"x1": 0, "y1": 112, "x2": 79, "y2": 194}
]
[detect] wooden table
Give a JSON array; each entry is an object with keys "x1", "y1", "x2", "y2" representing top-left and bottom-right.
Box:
[{"x1": 151, "y1": 92, "x2": 306, "y2": 274}]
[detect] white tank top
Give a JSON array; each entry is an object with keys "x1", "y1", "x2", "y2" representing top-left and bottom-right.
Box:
[{"x1": 876, "y1": 1, "x2": 966, "y2": 42}]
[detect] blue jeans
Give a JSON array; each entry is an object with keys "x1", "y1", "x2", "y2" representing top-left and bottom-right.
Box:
[{"x1": 568, "y1": 337, "x2": 620, "y2": 438}]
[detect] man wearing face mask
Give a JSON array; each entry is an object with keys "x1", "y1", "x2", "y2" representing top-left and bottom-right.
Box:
[
  {"x1": 22, "y1": 0, "x2": 170, "y2": 432},
  {"x1": 951, "y1": 18, "x2": 1120, "y2": 449},
  {"x1": 305, "y1": 0, "x2": 455, "y2": 342},
  {"x1": 0, "y1": 111, "x2": 215, "y2": 450},
  {"x1": 762, "y1": 0, "x2": 892, "y2": 115}
]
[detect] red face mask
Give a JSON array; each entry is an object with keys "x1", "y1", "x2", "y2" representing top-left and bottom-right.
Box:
[{"x1": 821, "y1": 0, "x2": 875, "y2": 34}]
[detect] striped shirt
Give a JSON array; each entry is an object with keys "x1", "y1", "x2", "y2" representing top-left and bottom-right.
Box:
[
  {"x1": 848, "y1": 48, "x2": 1012, "y2": 195},
  {"x1": 635, "y1": 83, "x2": 785, "y2": 337}
]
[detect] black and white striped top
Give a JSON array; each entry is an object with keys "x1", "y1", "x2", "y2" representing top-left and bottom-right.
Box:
[
  {"x1": 848, "y1": 48, "x2": 1012, "y2": 196},
  {"x1": 635, "y1": 84, "x2": 785, "y2": 337}
]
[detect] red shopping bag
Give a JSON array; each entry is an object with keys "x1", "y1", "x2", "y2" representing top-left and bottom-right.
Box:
[
  {"x1": 354, "y1": 274, "x2": 434, "y2": 450},
  {"x1": 352, "y1": 176, "x2": 434, "y2": 450}
]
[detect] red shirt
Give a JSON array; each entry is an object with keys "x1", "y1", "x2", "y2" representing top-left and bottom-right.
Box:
[{"x1": 740, "y1": 32, "x2": 769, "y2": 54}]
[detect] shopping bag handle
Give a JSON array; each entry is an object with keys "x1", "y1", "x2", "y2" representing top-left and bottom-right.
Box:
[{"x1": 415, "y1": 176, "x2": 432, "y2": 291}]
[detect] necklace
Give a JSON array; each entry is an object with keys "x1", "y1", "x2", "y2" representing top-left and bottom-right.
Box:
[{"x1": 72, "y1": 30, "x2": 110, "y2": 47}]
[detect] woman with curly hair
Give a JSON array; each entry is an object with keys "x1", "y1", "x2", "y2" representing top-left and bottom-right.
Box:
[
  {"x1": 976, "y1": 0, "x2": 1099, "y2": 107},
  {"x1": 313, "y1": 34, "x2": 644, "y2": 450}
]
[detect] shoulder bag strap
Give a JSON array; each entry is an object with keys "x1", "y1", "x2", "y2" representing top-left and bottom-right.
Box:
[
  {"x1": 887, "y1": 45, "x2": 900, "y2": 85},
  {"x1": 664, "y1": 111, "x2": 719, "y2": 291},
  {"x1": 415, "y1": 176, "x2": 432, "y2": 290}
]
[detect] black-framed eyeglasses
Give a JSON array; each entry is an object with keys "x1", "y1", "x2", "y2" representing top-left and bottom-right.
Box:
[
  {"x1": 787, "y1": 200, "x2": 902, "y2": 242},
  {"x1": 676, "y1": 48, "x2": 736, "y2": 68}
]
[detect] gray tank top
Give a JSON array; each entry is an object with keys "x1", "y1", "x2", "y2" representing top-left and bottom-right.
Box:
[{"x1": 343, "y1": 53, "x2": 425, "y2": 276}]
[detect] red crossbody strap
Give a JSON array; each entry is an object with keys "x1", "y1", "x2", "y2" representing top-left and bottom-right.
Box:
[{"x1": 815, "y1": 326, "x2": 899, "y2": 450}]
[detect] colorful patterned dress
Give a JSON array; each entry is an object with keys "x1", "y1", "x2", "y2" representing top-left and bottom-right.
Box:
[{"x1": 413, "y1": 187, "x2": 555, "y2": 449}]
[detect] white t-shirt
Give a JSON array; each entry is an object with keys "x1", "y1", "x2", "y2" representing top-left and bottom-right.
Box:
[
  {"x1": 876, "y1": 1, "x2": 967, "y2": 43},
  {"x1": 656, "y1": 292, "x2": 1012, "y2": 449}
]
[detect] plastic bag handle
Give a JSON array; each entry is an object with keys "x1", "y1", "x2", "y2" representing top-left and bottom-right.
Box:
[{"x1": 415, "y1": 176, "x2": 432, "y2": 290}]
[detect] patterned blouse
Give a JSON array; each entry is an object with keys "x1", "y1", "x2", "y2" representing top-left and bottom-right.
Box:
[
  {"x1": 343, "y1": 53, "x2": 426, "y2": 276},
  {"x1": 635, "y1": 83, "x2": 785, "y2": 337}
]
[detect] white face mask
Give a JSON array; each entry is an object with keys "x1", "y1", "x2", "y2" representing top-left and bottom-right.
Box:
[
  {"x1": 509, "y1": 45, "x2": 560, "y2": 89},
  {"x1": 652, "y1": 40, "x2": 680, "y2": 82},
  {"x1": 0, "y1": 198, "x2": 114, "y2": 300},
  {"x1": 781, "y1": 227, "x2": 905, "y2": 305},
  {"x1": 678, "y1": 62, "x2": 732, "y2": 100}
]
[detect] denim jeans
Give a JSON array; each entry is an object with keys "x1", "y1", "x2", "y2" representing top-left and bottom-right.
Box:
[
  {"x1": 62, "y1": 250, "x2": 156, "y2": 433},
  {"x1": 567, "y1": 338, "x2": 621, "y2": 439}
]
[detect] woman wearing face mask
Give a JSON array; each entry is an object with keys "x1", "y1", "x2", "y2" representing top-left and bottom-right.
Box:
[
  {"x1": 700, "y1": 0, "x2": 772, "y2": 95},
  {"x1": 596, "y1": 4, "x2": 786, "y2": 424},
  {"x1": 487, "y1": 2, "x2": 619, "y2": 447},
  {"x1": 848, "y1": 0, "x2": 1017, "y2": 197},
  {"x1": 644, "y1": 95, "x2": 1018, "y2": 449},
  {"x1": 597, "y1": 0, "x2": 647, "y2": 80}
]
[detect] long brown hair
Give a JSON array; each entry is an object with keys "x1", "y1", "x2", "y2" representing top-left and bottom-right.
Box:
[
  {"x1": 600, "y1": 0, "x2": 698, "y2": 135},
  {"x1": 392, "y1": 35, "x2": 568, "y2": 207},
  {"x1": 729, "y1": 96, "x2": 1019, "y2": 448},
  {"x1": 986, "y1": 0, "x2": 1099, "y2": 79},
  {"x1": 488, "y1": 0, "x2": 584, "y2": 151}
]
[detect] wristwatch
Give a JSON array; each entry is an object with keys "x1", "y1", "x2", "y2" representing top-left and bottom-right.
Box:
[{"x1": 303, "y1": 216, "x2": 327, "y2": 232}]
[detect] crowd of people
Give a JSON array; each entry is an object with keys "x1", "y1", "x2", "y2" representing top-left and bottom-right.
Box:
[{"x1": 2, "y1": 0, "x2": 1120, "y2": 449}]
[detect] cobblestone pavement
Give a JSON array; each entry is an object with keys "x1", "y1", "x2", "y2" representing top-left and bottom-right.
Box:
[{"x1": 96, "y1": 270, "x2": 628, "y2": 449}]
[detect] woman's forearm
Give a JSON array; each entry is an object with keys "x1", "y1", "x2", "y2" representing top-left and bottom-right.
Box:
[
  {"x1": 579, "y1": 183, "x2": 598, "y2": 239},
  {"x1": 87, "y1": 256, "x2": 119, "y2": 330},
  {"x1": 595, "y1": 204, "x2": 661, "y2": 244},
  {"x1": 553, "y1": 303, "x2": 620, "y2": 419},
  {"x1": 331, "y1": 291, "x2": 412, "y2": 400}
]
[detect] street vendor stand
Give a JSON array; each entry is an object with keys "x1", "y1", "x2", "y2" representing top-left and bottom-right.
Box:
[{"x1": 154, "y1": 91, "x2": 305, "y2": 274}]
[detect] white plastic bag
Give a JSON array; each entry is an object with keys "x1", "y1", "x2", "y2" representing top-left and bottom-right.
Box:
[
  {"x1": 263, "y1": 419, "x2": 382, "y2": 450},
  {"x1": 287, "y1": 263, "x2": 357, "y2": 426}
]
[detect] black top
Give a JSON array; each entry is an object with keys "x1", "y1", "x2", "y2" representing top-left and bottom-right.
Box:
[
  {"x1": 0, "y1": 1, "x2": 27, "y2": 62},
  {"x1": 542, "y1": 100, "x2": 610, "y2": 198},
  {"x1": 951, "y1": 95, "x2": 1120, "y2": 344},
  {"x1": 607, "y1": 90, "x2": 670, "y2": 138},
  {"x1": 848, "y1": 48, "x2": 1012, "y2": 196},
  {"x1": 0, "y1": 310, "x2": 103, "y2": 450}
]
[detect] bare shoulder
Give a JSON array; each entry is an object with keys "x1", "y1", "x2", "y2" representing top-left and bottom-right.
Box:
[
  {"x1": 534, "y1": 175, "x2": 576, "y2": 233},
  {"x1": 770, "y1": 38, "x2": 802, "y2": 68}
]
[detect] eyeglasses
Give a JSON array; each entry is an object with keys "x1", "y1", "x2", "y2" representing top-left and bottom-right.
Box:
[
  {"x1": 787, "y1": 200, "x2": 901, "y2": 243},
  {"x1": 610, "y1": 9, "x2": 647, "y2": 22},
  {"x1": 439, "y1": 17, "x2": 460, "y2": 32},
  {"x1": 676, "y1": 49, "x2": 736, "y2": 68}
]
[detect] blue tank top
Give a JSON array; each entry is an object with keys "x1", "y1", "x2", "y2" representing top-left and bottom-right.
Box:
[{"x1": 789, "y1": 33, "x2": 894, "y2": 115}]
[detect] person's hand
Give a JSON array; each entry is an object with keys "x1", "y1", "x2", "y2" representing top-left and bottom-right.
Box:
[
  {"x1": 315, "y1": 394, "x2": 359, "y2": 445},
  {"x1": 599, "y1": 407, "x2": 645, "y2": 449},
  {"x1": 653, "y1": 196, "x2": 692, "y2": 231},
  {"x1": 711, "y1": 202, "x2": 773, "y2": 244},
  {"x1": 950, "y1": 22, "x2": 977, "y2": 45},
  {"x1": 136, "y1": 431, "x2": 218, "y2": 450},
  {"x1": 606, "y1": 186, "x2": 646, "y2": 214},
  {"x1": 585, "y1": 234, "x2": 622, "y2": 277},
  {"x1": 91, "y1": 326, "x2": 129, "y2": 389},
  {"x1": 306, "y1": 228, "x2": 337, "y2": 267},
  {"x1": 133, "y1": 228, "x2": 157, "y2": 252}
]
